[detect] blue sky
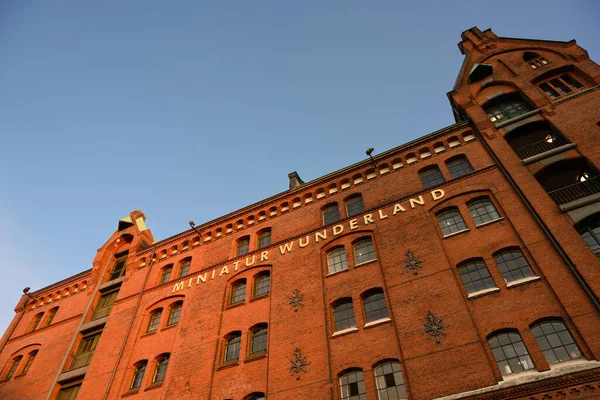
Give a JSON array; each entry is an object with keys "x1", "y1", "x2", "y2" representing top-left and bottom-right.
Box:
[{"x1": 0, "y1": 1, "x2": 598, "y2": 332}]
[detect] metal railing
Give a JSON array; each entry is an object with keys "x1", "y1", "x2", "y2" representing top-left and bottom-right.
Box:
[
  {"x1": 547, "y1": 176, "x2": 600, "y2": 205},
  {"x1": 514, "y1": 134, "x2": 570, "y2": 160}
]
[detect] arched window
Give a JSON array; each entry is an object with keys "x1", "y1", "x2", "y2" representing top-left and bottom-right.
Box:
[
  {"x1": 109, "y1": 256, "x2": 128, "y2": 281},
  {"x1": 436, "y1": 208, "x2": 467, "y2": 236},
  {"x1": 458, "y1": 259, "x2": 496, "y2": 294},
  {"x1": 494, "y1": 249, "x2": 535, "y2": 283},
  {"x1": 237, "y1": 236, "x2": 250, "y2": 256},
  {"x1": 333, "y1": 299, "x2": 356, "y2": 332},
  {"x1": 323, "y1": 203, "x2": 341, "y2": 225},
  {"x1": 224, "y1": 332, "x2": 242, "y2": 362},
  {"x1": 91, "y1": 290, "x2": 118, "y2": 320},
  {"x1": 345, "y1": 195, "x2": 365, "y2": 217},
  {"x1": 339, "y1": 368, "x2": 367, "y2": 400},
  {"x1": 250, "y1": 324, "x2": 268, "y2": 354},
  {"x1": 446, "y1": 156, "x2": 473, "y2": 179},
  {"x1": 254, "y1": 272, "x2": 270, "y2": 297},
  {"x1": 130, "y1": 360, "x2": 147, "y2": 389},
  {"x1": 484, "y1": 94, "x2": 531, "y2": 123},
  {"x1": 539, "y1": 74, "x2": 584, "y2": 100},
  {"x1": 419, "y1": 166, "x2": 445, "y2": 189},
  {"x1": 488, "y1": 331, "x2": 534, "y2": 375},
  {"x1": 327, "y1": 247, "x2": 348, "y2": 274},
  {"x1": 467, "y1": 198, "x2": 501, "y2": 226},
  {"x1": 152, "y1": 354, "x2": 170, "y2": 383},
  {"x1": 231, "y1": 280, "x2": 247, "y2": 305},
  {"x1": 21, "y1": 350, "x2": 38, "y2": 375},
  {"x1": 178, "y1": 259, "x2": 191, "y2": 278},
  {"x1": 576, "y1": 213, "x2": 600, "y2": 259},
  {"x1": 167, "y1": 302, "x2": 183, "y2": 326},
  {"x1": 362, "y1": 289, "x2": 389, "y2": 323},
  {"x1": 374, "y1": 360, "x2": 407, "y2": 400},
  {"x1": 30, "y1": 312, "x2": 44, "y2": 332},
  {"x1": 531, "y1": 320, "x2": 582, "y2": 364},
  {"x1": 159, "y1": 265, "x2": 173, "y2": 284},
  {"x1": 147, "y1": 309, "x2": 162, "y2": 333},
  {"x1": 45, "y1": 307, "x2": 59, "y2": 327},
  {"x1": 257, "y1": 229, "x2": 272, "y2": 249},
  {"x1": 4, "y1": 356, "x2": 22, "y2": 379},
  {"x1": 353, "y1": 238, "x2": 376, "y2": 265},
  {"x1": 524, "y1": 52, "x2": 549, "y2": 69},
  {"x1": 245, "y1": 393, "x2": 266, "y2": 400}
]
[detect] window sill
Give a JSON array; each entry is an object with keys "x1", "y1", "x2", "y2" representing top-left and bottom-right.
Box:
[
  {"x1": 122, "y1": 389, "x2": 140, "y2": 397},
  {"x1": 161, "y1": 324, "x2": 178, "y2": 332},
  {"x1": 226, "y1": 301, "x2": 246, "y2": 310},
  {"x1": 506, "y1": 276, "x2": 541, "y2": 288},
  {"x1": 244, "y1": 351, "x2": 267, "y2": 363},
  {"x1": 326, "y1": 268, "x2": 350, "y2": 278},
  {"x1": 467, "y1": 287, "x2": 500, "y2": 299},
  {"x1": 13, "y1": 373, "x2": 27, "y2": 379},
  {"x1": 475, "y1": 218, "x2": 504, "y2": 228},
  {"x1": 217, "y1": 360, "x2": 240, "y2": 370},
  {"x1": 332, "y1": 327, "x2": 359, "y2": 338},
  {"x1": 250, "y1": 293, "x2": 270, "y2": 303},
  {"x1": 141, "y1": 330, "x2": 157, "y2": 338},
  {"x1": 442, "y1": 229, "x2": 470, "y2": 239},
  {"x1": 364, "y1": 317, "x2": 391, "y2": 329},
  {"x1": 494, "y1": 109, "x2": 541, "y2": 129},
  {"x1": 353, "y1": 259, "x2": 377, "y2": 269},
  {"x1": 144, "y1": 382, "x2": 163, "y2": 392}
]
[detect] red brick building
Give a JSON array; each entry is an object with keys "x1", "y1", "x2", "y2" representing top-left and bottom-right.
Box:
[{"x1": 1, "y1": 27, "x2": 600, "y2": 400}]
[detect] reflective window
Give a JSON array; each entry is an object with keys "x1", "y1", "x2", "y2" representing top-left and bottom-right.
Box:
[
  {"x1": 109, "y1": 257, "x2": 127, "y2": 281},
  {"x1": 21, "y1": 350, "x2": 38, "y2": 375},
  {"x1": 323, "y1": 204, "x2": 341, "y2": 225},
  {"x1": 130, "y1": 360, "x2": 147, "y2": 389},
  {"x1": 159, "y1": 265, "x2": 173, "y2": 284},
  {"x1": 231, "y1": 280, "x2": 246, "y2": 305},
  {"x1": 340, "y1": 369, "x2": 367, "y2": 400},
  {"x1": 30, "y1": 313, "x2": 43, "y2": 332},
  {"x1": 250, "y1": 325, "x2": 268, "y2": 354},
  {"x1": 45, "y1": 307, "x2": 58, "y2": 327},
  {"x1": 153, "y1": 354, "x2": 169, "y2": 383},
  {"x1": 374, "y1": 360, "x2": 407, "y2": 400},
  {"x1": 167, "y1": 302, "x2": 182, "y2": 326},
  {"x1": 224, "y1": 333, "x2": 242, "y2": 362},
  {"x1": 488, "y1": 331, "x2": 535, "y2": 375},
  {"x1": 353, "y1": 238, "x2": 376, "y2": 265},
  {"x1": 70, "y1": 333, "x2": 101, "y2": 370},
  {"x1": 5, "y1": 356, "x2": 22, "y2": 379},
  {"x1": 419, "y1": 166, "x2": 445, "y2": 189},
  {"x1": 531, "y1": 320, "x2": 582, "y2": 364},
  {"x1": 178, "y1": 259, "x2": 190, "y2": 278},
  {"x1": 91, "y1": 290, "x2": 118, "y2": 321},
  {"x1": 458, "y1": 260, "x2": 496, "y2": 294},
  {"x1": 494, "y1": 249, "x2": 535, "y2": 283},
  {"x1": 363, "y1": 289, "x2": 389, "y2": 323},
  {"x1": 485, "y1": 96, "x2": 530, "y2": 123},
  {"x1": 327, "y1": 247, "x2": 348, "y2": 274},
  {"x1": 539, "y1": 74, "x2": 584, "y2": 100},
  {"x1": 258, "y1": 230, "x2": 271, "y2": 249},
  {"x1": 254, "y1": 272, "x2": 270, "y2": 297},
  {"x1": 333, "y1": 299, "x2": 356, "y2": 332},
  {"x1": 237, "y1": 237, "x2": 250, "y2": 256},
  {"x1": 446, "y1": 156, "x2": 474, "y2": 179},
  {"x1": 147, "y1": 309, "x2": 162, "y2": 333},
  {"x1": 436, "y1": 208, "x2": 467, "y2": 236},
  {"x1": 468, "y1": 198, "x2": 501, "y2": 226},
  {"x1": 346, "y1": 195, "x2": 365, "y2": 217}
]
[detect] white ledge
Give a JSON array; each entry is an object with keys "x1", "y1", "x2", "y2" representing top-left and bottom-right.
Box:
[
  {"x1": 443, "y1": 229, "x2": 470, "y2": 239},
  {"x1": 364, "y1": 317, "x2": 391, "y2": 328},
  {"x1": 332, "y1": 327, "x2": 359, "y2": 337},
  {"x1": 475, "y1": 218, "x2": 504, "y2": 228},
  {"x1": 326, "y1": 268, "x2": 349, "y2": 278},
  {"x1": 506, "y1": 275, "x2": 541, "y2": 288},
  {"x1": 353, "y1": 259, "x2": 378, "y2": 268},
  {"x1": 467, "y1": 287, "x2": 500, "y2": 299}
]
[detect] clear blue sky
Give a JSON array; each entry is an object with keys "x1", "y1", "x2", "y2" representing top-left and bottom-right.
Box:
[{"x1": 1, "y1": 1, "x2": 598, "y2": 332}]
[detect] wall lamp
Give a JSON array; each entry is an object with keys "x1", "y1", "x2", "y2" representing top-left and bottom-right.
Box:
[
  {"x1": 189, "y1": 221, "x2": 203, "y2": 237},
  {"x1": 22, "y1": 287, "x2": 36, "y2": 302},
  {"x1": 366, "y1": 148, "x2": 377, "y2": 168}
]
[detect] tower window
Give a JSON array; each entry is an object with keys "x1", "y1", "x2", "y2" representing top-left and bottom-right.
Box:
[
  {"x1": 109, "y1": 257, "x2": 127, "y2": 281},
  {"x1": 485, "y1": 95, "x2": 530, "y2": 123}
]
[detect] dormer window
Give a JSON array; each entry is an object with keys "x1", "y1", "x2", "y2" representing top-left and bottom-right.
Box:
[{"x1": 524, "y1": 52, "x2": 549, "y2": 69}]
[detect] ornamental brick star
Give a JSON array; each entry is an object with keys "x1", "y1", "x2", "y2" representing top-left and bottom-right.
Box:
[
  {"x1": 402, "y1": 250, "x2": 424, "y2": 274},
  {"x1": 421, "y1": 311, "x2": 449, "y2": 344},
  {"x1": 288, "y1": 289, "x2": 304, "y2": 312},
  {"x1": 288, "y1": 348, "x2": 310, "y2": 379}
]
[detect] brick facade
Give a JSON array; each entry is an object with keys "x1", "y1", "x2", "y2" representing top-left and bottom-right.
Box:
[{"x1": 1, "y1": 27, "x2": 599, "y2": 400}]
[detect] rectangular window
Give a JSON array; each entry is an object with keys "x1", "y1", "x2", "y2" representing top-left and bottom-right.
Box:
[
  {"x1": 109, "y1": 258, "x2": 127, "y2": 281},
  {"x1": 539, "y1": 74, "x2": 584, "y2": 100},
  {"x1": 57, "y1": 384, "x2": 81, "y2": 400},
  {"x1": 69, "y1": 333, "x2": 101, "y2": 370},
  {"x1": 91, "y1": 291, "x2": 118, "y2": 320}
]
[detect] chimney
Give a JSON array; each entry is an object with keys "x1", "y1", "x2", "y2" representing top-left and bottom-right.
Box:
[{"x1": 288, "y1": 171, "x2": 305, "y2": 190}]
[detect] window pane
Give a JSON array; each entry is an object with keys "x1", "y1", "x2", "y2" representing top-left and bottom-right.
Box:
[
  {"x1": 237, "y1": 238, "x2": 250, "y2": 256},
  {"x1": 333, "y1": 300, "x2": 356, "y2": 331},
  {"x1": 178, "y1": 260, "x2": 190, "y2": 277},
  {"x1": 539, "y1": 83, "x2": 559, "y2": 99},
  {"x1": 340, "y1": 369, "x2": 366, "y2": 400},
  {"x1": 153, "y1": 355, "x2": 169, "y2": 382},
  {"x1": 375, "y1": 361, "x2": 407, "y2": 400},
  {"x1": 251, "y1": 326, "x2": 268, "y2": 353},
  {"x1": 254, "y1": 273, "x2": 270, "y2": 297},
  {"x1": 225, "y1": 334, "x2": 241, "y2": 361},
  {"x1": 419, "y1": 166, "x2": 445, "y2": 189},
  {"x1": 531, "y1": 320, "x2": 582, "y2": 364},
  {"x1": 447, "y1": 157, "x2": 474, "y2": 179},
  {"x1": 258, "y1": 231, "x2": 271, "y2": 249},
  {"x1": 494, "y1": 249, "x2": 534, "y2": 283},
  {"x1": 167, "y1": 303, "x2": 182, "y2": 326},
  {"x1": 231, "y1": 281, "x2": 246, "y2": 304},
  {"x1": 160, "y1": 266, "x2": 172, "y2": 284},
  {"x1": 561, "y1": 74, "x2": 584, "y2": 89},
  {"x1": 437, "y1": 208, "x2": 467, "y2": 236},
  {"x1": 346, "y1": 196, "x2": 365, "y2": 217},
  {"x1": 488, "y1": 331, "x2": 534, "y2": 375},
  {"x1": 459, "y1": 260, "x2": 496, "y2": 293},
  {"x1": 354, "y1": 238, "x2": 376, "y2": 264},
  {"x1": 363, "y1": 290, "x2": 389, "y2": 323},
  {"x1": 131, "y1": 361, "x2": 147, "y2": 389},
  {"x1": 109, "y1": 258, "x2": 127, "y2": 280},
  {"x1": 328, "y1": 247, "x2": 348, "y2": 274},
  {"x1": 323, "y1": 204, "x2": 341, "y2": 225},
  {"x1": 468, "y1": 198, "x2": 501, "y2": 225},
  {"x1": 147, "y1": 310, "x2": 162, "y2": 332}
]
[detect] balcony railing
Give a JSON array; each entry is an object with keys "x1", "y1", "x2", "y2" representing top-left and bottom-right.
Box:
[
  {"x1": 69, "y1": 351, "x2": 95, "y2": 370},
  {"x1": 547, "y1": 176, "x2": 600, "y2": 205},
  {"x1": 514, "y1": 135, "x2": 570, "y2": 160}
]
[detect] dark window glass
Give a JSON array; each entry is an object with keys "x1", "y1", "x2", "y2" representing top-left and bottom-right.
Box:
[
  {"x1": 237, "y1": 237, "x2": 250, "y2": 256},
  {"x1": 224, "y1": 333, "x2": 241, "y2": 362},
  {"x1": 539, "y1": 74, "x2": 584, "y2": 100},
  {"x1": 561, "y1": 74, "x2": 583, "y2": 89},
  {"x1": 21, "y1": 351, "x2": 37, "y2": 375},
  {"x1": 231, "y1": 280, "x2": 246, "y2": 305},
  {"x1": 159, "y1": 266, "x2": 172, "y2": 284},
  {"x1": 254, "y1": 273, "x2": 270, "y2": 297},
  {"x1": 345, "y1": 195, "x2": 365, "y2": 217},
  {"x1": 178, "y1": 260, "x2": 190, "y2": 278},
  {"x1": 130, "y1": 361, "x2": 147, "y2": 389},
  {"x1": 577, "y1": 215, "x2": 600, "y2": 260},
  {"x1": 363, "y1": 289, "x2": 389, "y2": 323},
  {"x1": 374, "y1": 360, "x2": 407, "y2": 400},
  {"x1": 323, "y1": 204, "x2": 341, "y2": 225},
  {"x1": 327, "y1": 247, "x2": 348, "y2": 274},
  {"x1": 91, "y1": 291, "x2": 118, "y2": 320},
  {"x1": 246, "y1": 393, "x2": 266, "y2": 400},
  {"x1": 494, "y1": 249, "x2": 535, "y2": 283},
  {"x1": 45, "y1": 307, "x2": 58, "y2": 327},
  {"x1": 147, "y1": 309, "x2": 162, "y2": 333},
  {"x1": 446, "y1": 156, "x2": 474, "y2": 179},
  {"x1": 153, "y1": 354, "x2": 169, "y2": 383},
  {"x1": 333, "y1": 300, "x2": 356, "y2": 332},
  {"x1": 468, "y1": 198, "x2": 501, "y2": 226},
  {"x1": 531, "y1": 320, "x2": 582, "y2": 364},
  {"x1": 419, "y1": 166, "x2": 445, "y2": 189},
  {"x1": 485, "y1": 97, "x2": 530, "y2": 123},
  {"x1": 109, "y1": 258, "x2": 127, "y2": 281},
  {"x1": 251, "y1": 325, "x2": 268, "y2": 354},
  {"x1": 167, "y1": 302, "x2": 182, "y2": 326},
  {"x1": 540, "y1": 83, "x2": 559, "y2": 99},
  {"x1": 258, "y1": 230, "x2": 271, "y2": 249},
  {"x1": 57, "y1": 385, "x2": 81, "y2": 400},
  {"x1": 458, "y1": 260, "x2": 497, "y2": 294},
  {"x1": 437, "y1": 208, "x2": 467, "y2": 236},
  {"x1": 30, "y1": 313, "x2": 43, "y2": 332},
  {"x1": 488, "y1": 331, "x2": 535, "y2": 375},
  {"x1": 353, "y1": 238, "x2": 376, "y2": 265},
  {"x1": 5, "y1": 356, "x2": 22, "y2": 379},
  {"x1": 340, "y1": 369, "x2": 367, "y2": 400},
  {"x1": 70, "y1": 333, "x2": 101, "y2": 370},
  {"x1": 550, "y1": 78, "x2": 572, "y2": 95}
]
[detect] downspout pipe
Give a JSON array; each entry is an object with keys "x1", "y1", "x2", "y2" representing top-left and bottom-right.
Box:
[{"x1": 473, "y1": 124, "x2": 600, "y2": 311}]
